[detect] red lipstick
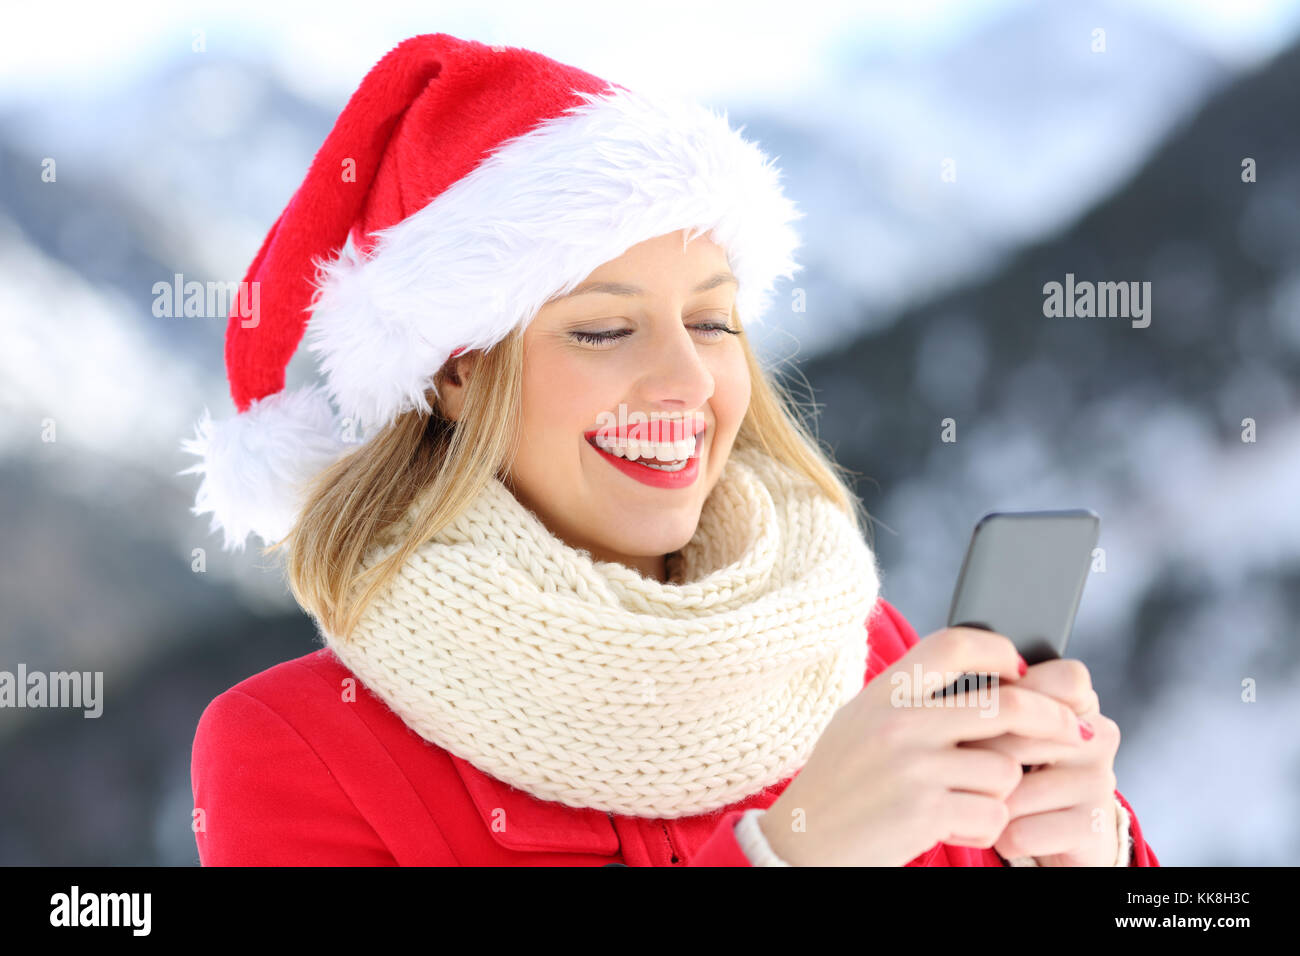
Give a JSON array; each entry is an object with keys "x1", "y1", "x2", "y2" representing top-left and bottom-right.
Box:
[
  {"x1": 583, "y1": 417, "x2": 707, "y2": 490},
  {"x1": 582, "y1": 415, "x2": 707, "y2": 445}
]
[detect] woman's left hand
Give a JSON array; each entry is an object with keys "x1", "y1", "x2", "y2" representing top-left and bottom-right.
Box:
[{"x1": 958, "y1": 658, "x2": 1122, "y2": 866}]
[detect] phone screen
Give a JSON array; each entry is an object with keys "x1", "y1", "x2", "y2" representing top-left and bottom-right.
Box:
[{"x1": 946, "y1": 510, "x2": 1100, "y2": 666}]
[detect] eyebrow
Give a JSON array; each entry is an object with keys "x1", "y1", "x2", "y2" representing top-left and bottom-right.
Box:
[{"x1": 546, "y1": 270, "x2": 738, "y2": 303}]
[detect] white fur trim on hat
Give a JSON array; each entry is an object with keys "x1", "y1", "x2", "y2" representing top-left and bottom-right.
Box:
[
  {"x1": 178, "y1": 383, "x2": 350, "y2": 552},
  {"x1": 305, "y1": 85, "x2": 804, "y2": 433}
]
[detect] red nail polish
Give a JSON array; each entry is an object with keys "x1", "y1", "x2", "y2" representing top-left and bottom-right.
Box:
[
  {"x1": 1079, "y1": 719, "x2": 1094, "y2": 740},
  {"x1": 1017, "y1": 655, "x2": 1027, "y2": 676}
]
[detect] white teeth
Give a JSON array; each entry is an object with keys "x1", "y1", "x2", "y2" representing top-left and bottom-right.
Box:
[{"x1": 591, "y1": 431, "x2": 698, "y2": 463}]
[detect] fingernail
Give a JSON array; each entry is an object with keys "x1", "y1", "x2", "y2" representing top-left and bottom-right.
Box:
[
  {"x1": 1078, "y1": 719, "x2": 1094, "y2": 741},
  {"x1": 1017, "y1": 655, "x2": 1027, "y2": 676}
]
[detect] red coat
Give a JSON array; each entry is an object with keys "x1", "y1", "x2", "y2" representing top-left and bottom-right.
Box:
[{"x1": 191, "y1": 597, "x2": 1159, "y2": 866}]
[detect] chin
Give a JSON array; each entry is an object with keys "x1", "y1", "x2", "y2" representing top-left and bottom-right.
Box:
[{"x1": 609, "y1": 518, "x2": 699, "y2": 560}]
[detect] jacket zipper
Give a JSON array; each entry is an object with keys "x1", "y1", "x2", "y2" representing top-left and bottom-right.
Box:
[
  {"x1": 608, "y1": 811, "x2": 681, "y2": 865},
  {"x1": 661, "y1": 822, "x2": 680, "y2": 865}
]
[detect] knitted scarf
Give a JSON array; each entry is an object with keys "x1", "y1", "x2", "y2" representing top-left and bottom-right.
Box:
[{"x1": 320, "y1": 443, "x2": 882, "y2": 818}]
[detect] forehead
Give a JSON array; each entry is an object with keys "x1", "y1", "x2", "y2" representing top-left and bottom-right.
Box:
[
  {"x1": 542, "y1": 231, "x2": 734, "y2": 305},
  {"x1": 601, "y1": 230, "x2": 729, "y2": 269}
]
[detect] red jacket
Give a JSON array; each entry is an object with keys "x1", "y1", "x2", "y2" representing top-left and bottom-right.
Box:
[{"x1": 191, "y1": 597, "x2": 1159, "y2": 866}]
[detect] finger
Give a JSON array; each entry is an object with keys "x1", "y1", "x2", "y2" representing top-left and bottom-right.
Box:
[
  {"x1": 937, "y1": 790, "x2": 1011, "y2": 849},
  {"x1": 1004, "y1": 763, "x2": 1112, "y2": 819},
  {"x1": 1034, "y1": 710, "x2": 1122, "y2": 764},
  {"x1": 925, "y1": 746, "x2": 1023, "y2": 799},
  {"x1": 893, "y1": 626, "x2": 1025, "y2": 697},
  {"x1": 917, "y1": 683, "x2": 1088, "y2": 750},
  {"x1": 995, "y1": 805, "x2": 1112, "y2": 861},
  {"x1": 959, "y1": 733, "x2": 1095, "y2": 768},
  {"x1": 1015, "y1": 659, "x2": 1099, "y2": 716}
]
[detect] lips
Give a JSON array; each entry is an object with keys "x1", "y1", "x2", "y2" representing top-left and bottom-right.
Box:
[
  {"x1": 587, "y1": 418, "x2": 712, "y2": 494},
  {"x1": 582, "y1": 416, "x2": 708, "y2": 445},
  {"x1": 585, "y1": 424, "x2": 706, "y2": 489}
]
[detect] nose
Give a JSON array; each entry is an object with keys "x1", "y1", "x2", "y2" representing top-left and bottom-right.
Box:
[{"x1": 633, "y1": 317, "x2": 716, "y2": 411}]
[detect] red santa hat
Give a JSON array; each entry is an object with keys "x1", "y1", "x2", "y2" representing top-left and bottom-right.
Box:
[{"x1": 179, "y1": 33, "x2": 803, "y2": 552}]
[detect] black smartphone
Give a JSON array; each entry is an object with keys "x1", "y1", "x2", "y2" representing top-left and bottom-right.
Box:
[{"x1": 939, "y1": 509, "x2": 1100, "y2": 697}]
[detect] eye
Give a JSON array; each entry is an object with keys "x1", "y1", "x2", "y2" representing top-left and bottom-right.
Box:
[
  {"x1": 691, "y1": 312, "x2": 743, "y2": 338},
  {"x1": 687, "y1": 309, "x2": 740, "y2": 338},
  {"x1": 568, "y1": 313, "x2": 740, "y2": 346},
  {"x1": 569, "y1": 328, "x2": 633, "y2": 345}
]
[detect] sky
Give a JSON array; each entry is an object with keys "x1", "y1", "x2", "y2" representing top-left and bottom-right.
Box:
[{"x1": 4, "y1": 0, "x2": 1300, "y2": 110}]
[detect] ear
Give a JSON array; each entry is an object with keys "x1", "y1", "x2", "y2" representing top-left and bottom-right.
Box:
[{"x1": 435, "y1": 351, "x2": 477, "y2": 422}]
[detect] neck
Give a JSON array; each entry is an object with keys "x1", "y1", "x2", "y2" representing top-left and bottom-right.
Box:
[{"x1": 588, "y1": 547, "x2": 667, "y2": 582}]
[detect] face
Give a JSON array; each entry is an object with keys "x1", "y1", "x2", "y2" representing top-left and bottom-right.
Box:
[{"x1": 443, "y1": 229, "x2": 751, "y2": 581}]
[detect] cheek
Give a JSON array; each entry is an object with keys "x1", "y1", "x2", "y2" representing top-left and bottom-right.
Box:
[
  {"x1": 710, "y1": 350, "x2": 751, "y2": 426},
  {"x1": 519, "y1": 344, "x2": 615, "y2": 457}
]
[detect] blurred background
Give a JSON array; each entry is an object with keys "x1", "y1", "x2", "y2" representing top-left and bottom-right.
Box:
[{"x1": 2, "y1": 0, "x2": 1298, "y2": 866}]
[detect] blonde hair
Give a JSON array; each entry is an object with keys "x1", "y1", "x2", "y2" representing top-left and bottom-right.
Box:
[{"x1": 267, "y1": 306, "x2": 873, "y2": 640}]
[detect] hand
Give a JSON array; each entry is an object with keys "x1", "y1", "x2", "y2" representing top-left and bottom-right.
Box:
[
  {"x1": 758, "y1": 627, "x2": 1087, "y2": 866},
  {"x1": 959, "y1": 659, "x2": 1123, "y2": 866}
]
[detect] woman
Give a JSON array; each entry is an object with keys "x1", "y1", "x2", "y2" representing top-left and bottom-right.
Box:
[{"x1": 182, "y1": 34, "x2": 1158, "y2": 866}]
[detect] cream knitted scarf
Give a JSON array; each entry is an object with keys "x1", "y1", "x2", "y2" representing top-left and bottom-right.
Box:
[{"x1": 320, "y1": 443, "x2": 882, "y2": 818}]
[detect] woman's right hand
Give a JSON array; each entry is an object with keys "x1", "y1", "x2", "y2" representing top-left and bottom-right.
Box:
[{"x1": 758, "y1": 626, "x2": 1090, "y2": 866}]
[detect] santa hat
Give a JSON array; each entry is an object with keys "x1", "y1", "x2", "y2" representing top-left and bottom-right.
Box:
[{"x1": 179, "y1": 33, "x2": 803, "y2": 552}]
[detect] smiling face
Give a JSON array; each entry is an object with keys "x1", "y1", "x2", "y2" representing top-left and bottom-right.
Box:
[{"x1": 451, "y1": 229, "x2": 751, "y2": 581}]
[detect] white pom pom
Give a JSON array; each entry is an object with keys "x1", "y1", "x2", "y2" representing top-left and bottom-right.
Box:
[{"x1": 178, "y1": 384, "x2": 349, "y2": 552}]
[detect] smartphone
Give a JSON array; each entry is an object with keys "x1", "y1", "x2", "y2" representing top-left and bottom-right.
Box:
[{"x1": 939, "y1": 510, "x2": 1100, "y2": 698}]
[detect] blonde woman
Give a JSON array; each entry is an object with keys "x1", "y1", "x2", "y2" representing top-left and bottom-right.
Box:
[{"x1": 182, "y1": 34, "x2": 1157, "y2": 867}]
